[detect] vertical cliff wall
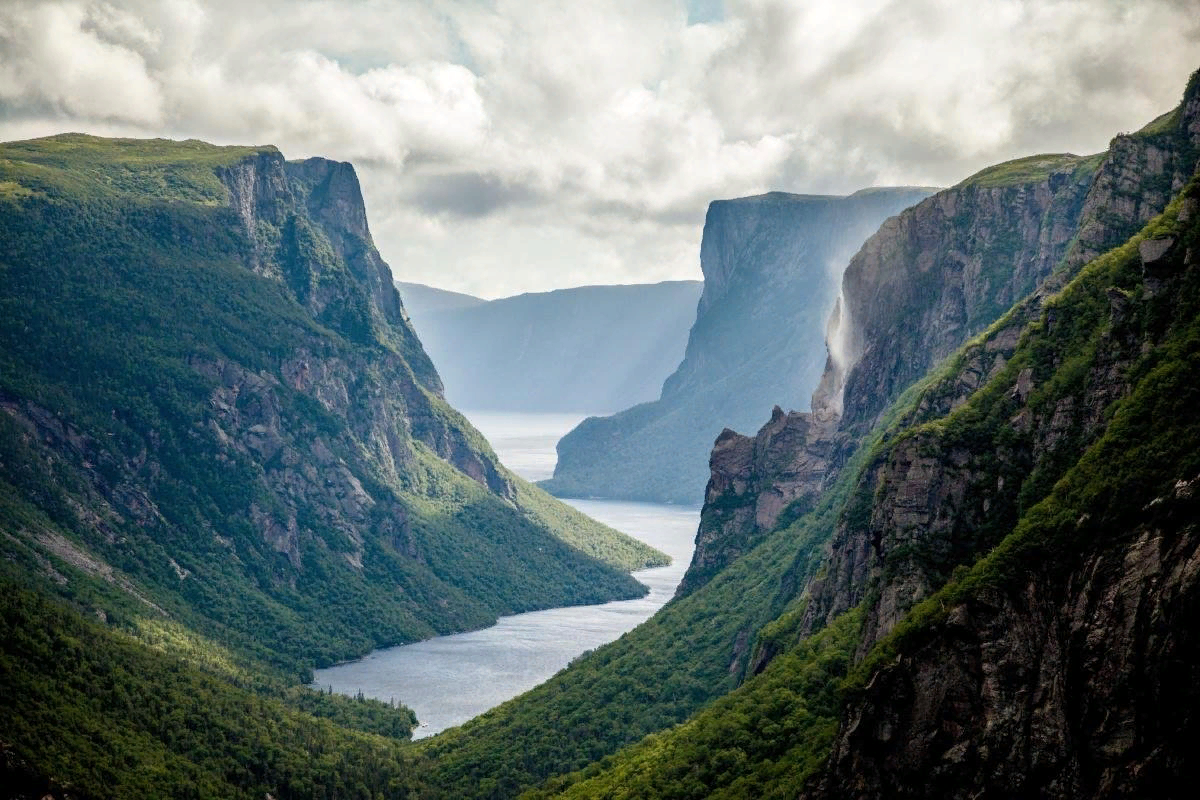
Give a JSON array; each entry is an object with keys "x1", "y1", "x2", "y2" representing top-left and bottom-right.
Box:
[
  {"x1": 684, "y1": 157, "x2": 1099, "y2": 595},
  {"x1": 0, "y1": 135, "x2": 665, "y2": 674},
  {"x1": 542, "y1": 188, "x2": 933, "y2": 505},
  {"x1": 804, "y1": 174, "x2": 1200, "y2": 800}
]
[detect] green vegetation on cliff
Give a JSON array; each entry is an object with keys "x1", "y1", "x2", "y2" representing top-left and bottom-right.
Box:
[
  {"x1": 0, "y1": 134, "x2": 662, "y2": 679},
  {"x1": 957, "y1": 151, "x2": 1104, "y2": 189},
  {"x1": 517, "y1": 147, "x2": 1200, "y2": 800}
]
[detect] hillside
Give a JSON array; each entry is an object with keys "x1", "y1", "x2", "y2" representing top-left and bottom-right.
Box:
[
  {"x1": 397, "y1": 281, "x2": 702, "y2": 413},
  {"x1": 542, "y1": 188, "x2": 933, "y2": 504},
  {"x1": 0, "y1": 134, "x2": 666, "y2": 680},
  {"x1": 420, "y1": 69, "x2": 1200, "y2": 798}
]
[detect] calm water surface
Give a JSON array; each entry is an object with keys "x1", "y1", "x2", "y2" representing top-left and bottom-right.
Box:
[{"x1": 312, "y1": 410, "x2": 700, "y2": 738}]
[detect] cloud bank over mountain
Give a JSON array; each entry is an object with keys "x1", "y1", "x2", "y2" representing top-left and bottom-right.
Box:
[{"x1": 2, "y1": 0, "x2": 1196, "y2": 296}]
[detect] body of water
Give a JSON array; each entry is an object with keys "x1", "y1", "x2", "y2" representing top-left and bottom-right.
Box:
[{"x1": 312, "y1": 410, "x2": 700, "y2": 738}]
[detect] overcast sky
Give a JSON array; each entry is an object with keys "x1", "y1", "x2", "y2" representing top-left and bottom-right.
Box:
[{"x1": 2, "y1": 1, "x2": 1198, "y2": 298}]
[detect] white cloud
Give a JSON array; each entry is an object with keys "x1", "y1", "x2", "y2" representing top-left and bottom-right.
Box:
[
  {"x1": 0, "y1": 1, "x2": 164, "y2": 124},
  {"x1": 1, "y1": 0, "x2": 1197, "y2": 297}
]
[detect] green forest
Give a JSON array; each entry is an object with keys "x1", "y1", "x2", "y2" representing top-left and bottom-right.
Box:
[{"x1": 3, "y1": 67, "x2": 1200, "y2": 800}]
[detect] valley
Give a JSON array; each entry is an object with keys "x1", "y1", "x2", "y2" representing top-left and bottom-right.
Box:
[
  {"x1": 313, "y1": 411, "x2": 700, "y2": 739},
  {"x1": 0, "y1": 26, "x2": 1197, "y2": 800}
]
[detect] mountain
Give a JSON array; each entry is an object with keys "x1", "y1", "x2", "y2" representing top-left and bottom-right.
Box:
[
  {"x1": 541, "y1": 187, "x2": 934, "y2": 504},
  {"x1": 396, "y1": 280, "x2": 703, "y2": 413},
  {"x1": 0, "y1": 134, "x2": 667, "y2": 678},
  {"x1": 395, "y1": 281, "x2": 487, "y2": 315},
  {"x1": 5, "y1": 69, "x2": 1198, "y2": 800},
  {"x1": 421, "y1": 69, "x2": 1200, "y2": 798}
]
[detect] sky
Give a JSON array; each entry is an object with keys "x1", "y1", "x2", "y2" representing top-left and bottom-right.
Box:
[{"x1": 1, "y1": 1, "x2": 1198, "y2": 298}]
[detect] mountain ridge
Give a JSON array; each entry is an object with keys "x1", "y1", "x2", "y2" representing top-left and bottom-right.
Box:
[
  {"x1": 0, "y1": 133, "x2": 666, "y2": 677},
  {"x1": 398, "y1": 279, "x2": 702, "y2": 413},
  {"x1": 542, "y1": 186, "x2": 935, "y2": 504}
]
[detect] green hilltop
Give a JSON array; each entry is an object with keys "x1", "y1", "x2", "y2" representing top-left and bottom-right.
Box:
[{"x1": 0, "y1": 132, "x2": 664, "y2": 684}]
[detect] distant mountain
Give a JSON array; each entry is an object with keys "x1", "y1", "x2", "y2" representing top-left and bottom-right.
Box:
[
  {"x1": 425, "y1": 67, "x2": 1200, "y2": 800},
  {"x1": 396, "y1": 281, "x2": 486, "y2": 315},
  {"x1": 398, "y1": 280, "x2": 703, "y2": 413},
  {"x1": 542, "y1": 188, "x2": 935, "y2": 504}
]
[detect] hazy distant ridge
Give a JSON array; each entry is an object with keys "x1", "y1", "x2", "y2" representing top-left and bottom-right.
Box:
[{"x1": 398, "y1": 280, "x2": 703, "y2": 413}]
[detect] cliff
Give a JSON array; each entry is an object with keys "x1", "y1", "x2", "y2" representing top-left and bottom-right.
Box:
[
  {"x1": 805, "y1": 176, "x2": 1200, "y2": 800},
  {"x1": 686, "y1": 68, "x2": 1200, "y2": 602},
  {"x1": 682, "y1": 156, "x2": 1099, "y2": 596},
  {"x1": 510, "y1": 70, "x2": 1200, "y2": 800},
  {"x1": 542, "y1": 188, "x2": 933, "y2": 504},
  {"x1": 0, "y1": 134, "x2": 665, "y2": 676},
  {"x1": 398, "y1": 280, "x2": 702, "y2": 413}
]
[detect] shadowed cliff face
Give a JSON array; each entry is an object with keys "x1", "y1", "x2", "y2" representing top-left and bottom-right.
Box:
[
  {"x1": 810, "y1": 516, "x2": 1200, "y2": 800},
  {"x1": 837, "y1": 165, "x2": 1096, "y2": 435},
  {"x1": 804, "y1": 188, "x2": 1200, "y2": 796},
  {"x1": 543, "y1": 188, "x2": 933, "y2": 505},
  {"x1": 685, "y1": 74, "x2": 1200, "y2": 602}
]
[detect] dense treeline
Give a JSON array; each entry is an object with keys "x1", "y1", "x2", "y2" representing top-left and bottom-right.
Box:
[{"x1": 0, "y1": 580, "x2": 430, "y2": 799}]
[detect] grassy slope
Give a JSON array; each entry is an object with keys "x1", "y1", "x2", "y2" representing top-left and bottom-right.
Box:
[
  {"x1": 523, "y1": 173, "x2": 1200, "y2": 800},
  {"x1": 0, "y1": 133, "x2": 663, "y2": 680},
  {"x1": 956, "y1": 151, "x2": 1106, "y2": 189}
]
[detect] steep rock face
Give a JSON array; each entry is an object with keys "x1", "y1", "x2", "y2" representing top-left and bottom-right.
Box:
[
  {"x1": 802, "y1": 309, "x2": 1137, "y2": 660},
  {"x1": 810, "y1": 513, "x2": 1200, "y2": 799},
  {"x1": 838, "y1": 162, "x2": 1096, "y2": 434},
  {"x1": 800, "y1": 137, "x2": 1200, "y2": 798},
  {"x1": 0, "y1": 135, "x2": 663, "y2": 671},
  {"x1": 800, "y1": 72, "x2": 1200, "y2": 659},
  {"x1": 677, "y1": 404, "x2": 840, "y2": 596},
  {"x1": 1065, "y1": 75, "x2": 1200, "y2": 272},
  {"x1": 544, "y1": 188, "x2": 932, "y2": 504},
  {"x1": 685, "y1": 74, "x2": 1200, "y2": 603},
  {"x1": 680, "y1": 166, "x2": 1096, "y2": 596},
  {"x1": 216, "y1": 152, "x2": 512, "y2": 498}
]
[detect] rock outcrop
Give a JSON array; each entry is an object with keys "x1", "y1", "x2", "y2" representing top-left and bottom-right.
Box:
[
  {"x1": 811, "y1": 513, "x2": 1200, "y2": 799},
  {"x1": 543, "y1": 188, "x2": 933, "y2": 504},
  {"x1": 0, "y1": 134, "x2": 664, "y2": 671},
  {"x1": 684, "y1": 70, "x2": 1200, "y2": 603}
]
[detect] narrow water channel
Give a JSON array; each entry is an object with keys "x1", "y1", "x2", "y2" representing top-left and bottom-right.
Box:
[{"x1": 311, "y1": 411, "x2": 700, "y2": 738}]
